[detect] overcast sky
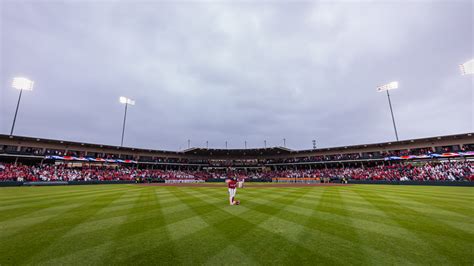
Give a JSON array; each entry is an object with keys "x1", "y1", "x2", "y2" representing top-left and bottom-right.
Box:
[{"x1": 1, "y1": 0, "x2": 473, "y2": 151}]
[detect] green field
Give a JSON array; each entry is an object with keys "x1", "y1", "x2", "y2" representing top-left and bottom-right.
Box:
[{"x1": 0, "y1": 184, "x2": 473, "y2": 265}]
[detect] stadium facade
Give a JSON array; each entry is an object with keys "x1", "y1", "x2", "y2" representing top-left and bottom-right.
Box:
[{"x1": 1, "y1": 133, "x2": 473, "y2": 168}]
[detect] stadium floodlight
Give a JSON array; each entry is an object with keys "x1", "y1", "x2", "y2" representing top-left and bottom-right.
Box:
[
  {"x1": 10, "y1": 77, "x2": 34, "y2": 136},
  {"x1": 460, "y1": 59, "x2": 474, "y2": 75},
  {"x1": 119, "y1": 96, "x2": 135, "y2": 105},
  {"x1": 12, "y1": 77, "x2": 34, "y2": 91},
  {"x1": 377, "y1": 81, "x2": 399, "y2": 141},
  {"x1": 376, "y1": 81, "x2": 398, "y2": 92},
  {"x1": 119, "y1": 96, "x2": 135, "y2": 147}
]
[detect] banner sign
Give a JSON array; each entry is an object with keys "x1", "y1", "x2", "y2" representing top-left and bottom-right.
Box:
[
  {"x1": 384, "y1": 151, "x2": 474, "y2": 161},
  {"x1": 45, "y1": 155, "x2": 137, "y2": 164}
]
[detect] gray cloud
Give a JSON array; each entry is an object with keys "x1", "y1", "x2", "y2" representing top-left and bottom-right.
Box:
[{"x1": 1, "y1": 0, "x2": 472, "y2": 151}]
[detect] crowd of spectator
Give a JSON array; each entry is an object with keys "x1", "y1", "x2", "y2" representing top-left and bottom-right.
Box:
[
  {"x1": 261, "y1": 162, "x2": 473, "y2": 181},
  {"x1": 0, "y1": 161, "x2": 472, "y2": 182},
  {"x1": 3, "y1": 144, "x2": 473, "y2": 166},
  {"x1": 0, "y1": 164, "x2": 216, "y2": 182}
]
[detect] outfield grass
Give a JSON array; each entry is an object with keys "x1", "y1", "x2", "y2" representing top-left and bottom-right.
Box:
[{"x1": 0, "y1": 184, "x2": 472, "y2": 265}]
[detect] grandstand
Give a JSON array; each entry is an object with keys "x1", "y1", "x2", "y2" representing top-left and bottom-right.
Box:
[{"x1": 1, "y1": 133, "x2": 473, "y2": 185}]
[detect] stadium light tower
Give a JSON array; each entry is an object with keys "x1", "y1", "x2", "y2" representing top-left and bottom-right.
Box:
[
  {"x1": 119, "y1": 96, "x2": 135, "y2": 147},
  {"x1": 10, "y1": 77, "x2": 34, "y2": 136},
  {"x1": 460, "y1": 59, "x2": 474, "y2": 75},
  {"x1": 377, "y1": 81, "x2": 399, "y2": 141}
]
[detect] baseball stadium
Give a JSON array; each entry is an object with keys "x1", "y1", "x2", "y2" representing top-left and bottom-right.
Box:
[{"x1": 1, "y1": 1, "x2": 473, "y2": 266}]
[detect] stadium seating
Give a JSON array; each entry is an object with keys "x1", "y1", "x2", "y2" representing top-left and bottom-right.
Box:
[{"x1": 1, "y1": 161, "x2": 472, "y2": 182}]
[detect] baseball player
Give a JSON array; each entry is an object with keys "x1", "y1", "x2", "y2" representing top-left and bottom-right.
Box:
[
  {"x1": 237, "y1": 176, "x2": 245, "y2": 188},
  {"x1": 226, "y1": 177, "x2": 239, "y2": 205}
]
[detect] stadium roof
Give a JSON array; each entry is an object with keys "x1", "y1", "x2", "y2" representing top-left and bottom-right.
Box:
[
  {"x1": 1, "y1": 133, "x2": 472, "y2": 158},
  {"x1": 182, "y1": 147, "x2": 294, "y2": 156}
]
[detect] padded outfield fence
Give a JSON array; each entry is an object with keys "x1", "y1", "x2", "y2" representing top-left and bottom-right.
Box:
[
  {"x1": 272, "y1": 177, "x2": 322, "y2": 184},
  {"x1": 0, "y1": 179, "x2": 473, "y2": 186},
  {"x1": 164, "y1": 179, "x2": 205, "y2": 184}
]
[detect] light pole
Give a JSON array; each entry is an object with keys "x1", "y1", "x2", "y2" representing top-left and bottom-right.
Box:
[
  {"x1": 10, "y1": 77, "x2": 34, "y2": 136},
  {"x1": 264, "y1": 140, "x2": 267, "y2": 148},
  {"x1": 119, "y1": 96, "x2": 135, "y2": 147},
  {"x1": 377, "y1": 81, "x2": 399, "y2": 141},
  {"x1": 460, "y1": 59, "x2": 474, "y2": 75},
  {"x1": 283, "y1": 138, "x2": 286, "y2": 147}
]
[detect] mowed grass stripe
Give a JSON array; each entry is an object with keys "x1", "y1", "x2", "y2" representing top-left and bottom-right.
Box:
[
  {"x1": 214, "y1": 186, "x2": 466, "y2": 240},
  {"x1": 373, "y1": 188, "x2": 474, "y2": 216},
  {"x1": 114, "y1": 187, "x2": 239, "y2": 265},
  {"x1": 355, "y1": 188, "x2": 473, "y2": 264},
  {"x1": 0, "y1": 185, "x2": 119, "y2": 200},
  {"x1": 240, "y1": 186, "x2": 472, "y2": 265},
  {"x1": 0, "y1": 186, "x2": 138, "y2": 219},
  {"x1": 0, "y1": 185, "x2": 139, "y2": 205},
  {"x1": 61, "y1": 189, "x2": 142, "y2": 237},
  {"x1": 0, "y1": 185, "x2": 138, "y2": 207},
  {"x1": 355, "y1": 184, "x2": 474, "y2": 196},
  {"x1": 188, "y1": 186, "x2": 335, "y2": 265},
  {"x1": 30, "y1": 188, "x2": 142, "y2": 264},
  {"x1": 307, "y1": 187, "x2": 474, "y2": 213},
  {"x1": 0, "y1": 184, "x2": 472, "y2": 265},
  {"x1": 0, "y1": 189, "x2": 127, "y2": 265},
  {"x1": 160, "y1": 188, "x2": 232, "y2": 265},
  {"x1": 0, "y1": 191, "x2": 135, "y2": 224},
  {"x1": 85, "y1": 190, "x2": 183, "y2": 219},
  {"x1": 171, "y1": 188, "x2": 257, "y2": 265},
  {"x1": 245, "y1": 187, "x2": 414, "y2": 264},
  {"x1": 351, "y1": 185, "x2": 474, "y2": 202},
  {"x1": 324, "y1": 189, "x2": 473, "y2": 224},
  {"x1": 256, "y1": 188, "x2": 347, "y2": 264},
  {"x1": 94, "y1": 187, "x2": 229, "y2": 264},
  {"x1": 371, "y1": 190, "x2": 474, "y2": 241},
  {"x1": 0, "y1": 188, "x2": 146, "y2": 225},
  {"x1": 241, "y1": 188, "x2": 351, "y2": 264},
  {"x1": 96, "y1": 187, "x2": 174, "y2": 264},
  {"x1": 374, "y1": 192, "x2": 473, "y2": 222},
  {"x1": 252, "y1": 189, "x2": 417, "y2": 241},
  {"x1": 246, "y1": 187, "x2": 471, "y2": 229}
]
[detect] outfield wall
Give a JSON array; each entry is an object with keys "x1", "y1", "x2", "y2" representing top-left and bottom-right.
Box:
[
  {"x1": 0, "y1": 180, "x2": 136, "y2": 187},
  {"x1": 0, "y1": 180, "x2": 473, "y2": 187},
  {"x1": 348, "y1": 180, "x2": 474, "y2": 186}
]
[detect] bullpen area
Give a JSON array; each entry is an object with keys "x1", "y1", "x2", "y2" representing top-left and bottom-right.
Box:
[{"x1": 0, "y1": 184, "x2": 472, "y2": 265}]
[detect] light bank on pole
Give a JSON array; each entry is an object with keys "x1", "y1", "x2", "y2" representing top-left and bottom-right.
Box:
[
  {"x1": 10, "y1": 77, "x2": 34, "y2": 136},
  {"x1": 119, "y1": 96, "x2": 135, "y2": 147},
  {"x1": 377, "y1": 81, "x2": 399, "y2": 141}
]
